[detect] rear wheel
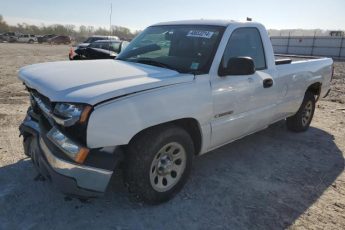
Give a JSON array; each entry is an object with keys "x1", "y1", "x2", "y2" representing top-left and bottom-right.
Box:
[
  {"x1": 124, "y1": 125, "x2": 194, "y2": 204},
  {"x1": 286, "y1": 91, "x2": 316, "y2": 132}
]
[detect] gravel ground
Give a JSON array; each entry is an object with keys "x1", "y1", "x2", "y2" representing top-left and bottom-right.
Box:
[
  {"x1": 326, "y1": 61, "x2": 345, "y2": 104},
  {"x1": 0, "y1": 43, "x2": 344, "y2": 230}
]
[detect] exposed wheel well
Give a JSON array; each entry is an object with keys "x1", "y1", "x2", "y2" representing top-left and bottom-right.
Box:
[
  {"x1": 306, "y1": 82, "x2": 322, "y2": 100},
  {"x1": 129, "y1": 118, "x2": 202, "y2": 155}
]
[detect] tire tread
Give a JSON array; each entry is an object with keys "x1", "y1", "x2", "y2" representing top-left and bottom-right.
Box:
[
  {"x1": 286, "y1": 91, "x2": 316, "y2": 132},
  {"x1": 124, "y1": 125, "x2": 194, "y2": 204}
]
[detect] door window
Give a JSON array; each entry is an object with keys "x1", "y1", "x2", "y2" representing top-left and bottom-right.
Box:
[{"x1": 220, "y1": 28, "x2": 266, "y2": 71}]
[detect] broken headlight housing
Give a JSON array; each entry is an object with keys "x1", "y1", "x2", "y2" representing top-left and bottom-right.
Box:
[
  {"x1": 53, "y1": 103, "x2": 92, "y2": 127},
  {"x1": 47, "y1": 127, "x2": 89, "y2": 163}
]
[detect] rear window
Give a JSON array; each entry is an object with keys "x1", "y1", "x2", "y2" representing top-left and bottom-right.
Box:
[
  {"x1": 109, "y1": 42, "x2": 121, "y2": 52},
  {"x1": 84, "y1": 37, "x2": 106, "y2": 43},
  {"x1": 89, "y1": 42, "x2": 105, "y2": 49}
]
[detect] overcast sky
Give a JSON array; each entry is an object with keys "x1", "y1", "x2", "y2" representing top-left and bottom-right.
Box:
[{"x1": 1, "y1": 0, "x2": 344, "y2": 31}]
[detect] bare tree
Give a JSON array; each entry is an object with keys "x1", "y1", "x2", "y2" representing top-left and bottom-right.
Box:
[
  {"x1": 0, "y1": 15, "x2": 9, "y2": 33},
  {"x1": 0, "y1": 15, "x2": 137, "y2": 40}
]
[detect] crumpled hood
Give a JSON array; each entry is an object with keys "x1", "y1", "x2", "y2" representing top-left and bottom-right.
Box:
[{"x1": 19, "y1": 60, "x2": 194, "y2": 105}]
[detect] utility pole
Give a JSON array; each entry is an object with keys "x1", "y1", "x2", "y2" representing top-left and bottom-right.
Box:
[
  {"x1": 109, "y1": 2, "x2": 112, "y2": 36},
  {"x1": 311, "y1": 30, "x2": 316, "y2": 56}
]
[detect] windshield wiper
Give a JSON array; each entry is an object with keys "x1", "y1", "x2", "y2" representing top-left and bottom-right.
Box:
[{"x1": 135, "y1": 59, "x2": 180, "y2": 73}]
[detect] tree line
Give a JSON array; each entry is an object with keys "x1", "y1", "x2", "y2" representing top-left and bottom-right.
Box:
[
  {"x1": 1, "y1": 15, "x2": 336, "y2": 40},
  {"x1": 0, "y1": 15, "x2": 140, "y2": 41}
]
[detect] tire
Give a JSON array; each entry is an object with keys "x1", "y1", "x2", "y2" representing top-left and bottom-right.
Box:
[
  {"x1": 23, "y1": 135, "x2": 34, "y2": 157},
  {"x1": 28, "y1": 39, "x2": 34, "y2": 44},
  {"x1": 286, "y1": 91, "x2": 316, "y2": 132},
  {"x1": 124, "y1": 125, "x2": 194, "y2": 204}
]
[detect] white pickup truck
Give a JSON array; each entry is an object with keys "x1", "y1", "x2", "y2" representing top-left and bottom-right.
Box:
[
  {"x1": 19, "y1": 20, "x2": 333, "y2": 204},
  {"x1": 17, "y1": 34, "x2": 38, "y2": 43}
]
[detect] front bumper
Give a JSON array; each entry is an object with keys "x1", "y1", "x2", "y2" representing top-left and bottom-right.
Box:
[
  {"x1": 323, "y1": 88, "x2": 331, "y2": 98},
  {"x1": 19, "y1": 111, "x2": 120, "y2": 197}
]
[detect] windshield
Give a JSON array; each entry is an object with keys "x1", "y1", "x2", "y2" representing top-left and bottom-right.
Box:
[{"x1": 117, "y1": 25, "x2": 225, "y2": 74}]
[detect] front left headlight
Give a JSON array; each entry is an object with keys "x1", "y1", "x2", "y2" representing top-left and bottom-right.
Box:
[
  {"x1": 47, "y1": 127, "x2": 89, "y2": 163},
  {"x1": 53, "y1": 103, "x2": 92, "y2": 127}
]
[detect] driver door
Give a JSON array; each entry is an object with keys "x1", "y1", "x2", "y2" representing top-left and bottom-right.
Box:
[{"x1": 210, "y1": 27, "x2": 276, "y2": 149}]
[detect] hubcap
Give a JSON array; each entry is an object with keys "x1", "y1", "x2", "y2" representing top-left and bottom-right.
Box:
[
  {"x1": 149, "y1": 142, "x2": 186, "y2": 192},
  {"x1": 302, "y1": 101, "x2": 313, "y2": 126}
]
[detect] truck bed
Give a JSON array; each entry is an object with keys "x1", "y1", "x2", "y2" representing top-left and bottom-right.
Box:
[
  {"x1": 274, "y1": 54, "x2": 333, "y2": 99},
  {"x1": 275, "y1": 54, "x2": 327, "y2": 65}
]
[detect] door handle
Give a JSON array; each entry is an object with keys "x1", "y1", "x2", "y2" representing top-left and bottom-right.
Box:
[{"x1": 263, "y1": 78, "x2": 273, "y2": 88}]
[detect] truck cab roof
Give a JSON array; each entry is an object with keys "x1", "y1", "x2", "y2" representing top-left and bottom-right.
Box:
[{"x1": 153, "y1": 19, "x2": 262, "y2": 27}]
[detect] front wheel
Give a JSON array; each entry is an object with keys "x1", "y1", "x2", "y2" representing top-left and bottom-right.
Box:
[
  {"x1": 286, "y1": 91, "x2": 316, "y2": 132},
  {"x1": 23, "y1": 135, "x2": 34, "y2": 157},
  {"x1": 124, "y1": 125, "x2": 194, "y2": 204}
]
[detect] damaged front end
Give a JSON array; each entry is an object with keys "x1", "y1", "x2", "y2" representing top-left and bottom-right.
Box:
[{"x1": 19, "y1": 89, "x2": 123, "y2": 198}]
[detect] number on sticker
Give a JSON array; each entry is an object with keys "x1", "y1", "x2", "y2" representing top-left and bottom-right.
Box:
[{"x1": 187, "y1": 30, "x2": 214, "y2": 39}]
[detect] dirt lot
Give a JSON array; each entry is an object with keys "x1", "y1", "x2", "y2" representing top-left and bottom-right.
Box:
[{"x1": 0, "y1": 43, "x2": 344, "y2": 230}]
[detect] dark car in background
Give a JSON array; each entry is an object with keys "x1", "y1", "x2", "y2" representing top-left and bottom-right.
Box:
[
  {"x1": 37, "y1": 34, "x2": 56, "y2": 43},
  {"x1": 48, "y1": 35, "x2": 71, "y2": 44},
  {"x1": 76, "y1": 35, "x2": 119, "y2": 49},
  {"x1": 69, "y1": 40, "x2": 129, "y2": 60}
]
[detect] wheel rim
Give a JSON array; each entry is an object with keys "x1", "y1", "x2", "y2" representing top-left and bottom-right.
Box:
[
  {"x1": 149, "y1": 142, "x2": 187, "y2": 192},
  {"x1": 302, "y1": 101, "x2": 313, "y2": 126}
]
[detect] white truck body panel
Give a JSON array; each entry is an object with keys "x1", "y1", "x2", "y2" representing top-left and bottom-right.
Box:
[
  {"x1": 88, "y1": 75, "x2": 212, "y2": 149},
  {"x1": 18, "y1": 20, "x2": 333, "y2": 155},
  {"x1": 19, "y1": 60, "x2": 194, "y2": 105}
]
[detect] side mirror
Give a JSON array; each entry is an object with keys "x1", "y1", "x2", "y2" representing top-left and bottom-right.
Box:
[{"x1": 219, "y1": 57, "x2": 255, "y2": 76}]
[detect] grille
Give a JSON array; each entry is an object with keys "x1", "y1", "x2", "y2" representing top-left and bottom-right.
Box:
[
  {"x1": 27, "y1": 87, "x2": 87, "y2": 145},
  {"x1": 32, "y1": 90, "x2": 52, "y2": 108},
  {"x1": 28, "y1": 88, "x2": 54, "y2": 126}
]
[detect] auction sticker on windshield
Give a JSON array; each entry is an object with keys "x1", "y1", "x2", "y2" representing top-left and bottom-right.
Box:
[
  {"x1": 187, "y1": 30, "x2": 214, "y2": 39},
  {"x1": 190, "y1": 62, "x2": 199, "y2": 70}
]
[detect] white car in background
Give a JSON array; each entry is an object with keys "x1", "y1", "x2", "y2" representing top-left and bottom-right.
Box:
[
  {"x1": 17, "y1": 34, "x2": 37, "y2": 43},
  {"x1": 2, "y1": 32, "x2": 19, "y2": 42}
]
